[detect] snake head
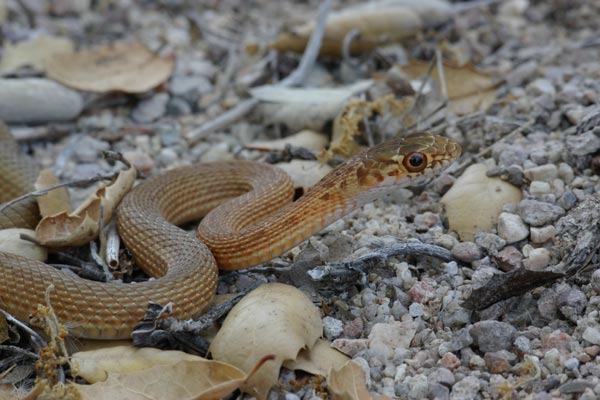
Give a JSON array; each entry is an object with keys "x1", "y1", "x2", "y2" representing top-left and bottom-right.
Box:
[{"x1": 356, "y1": 132, "x2": 462, "y2": 190}]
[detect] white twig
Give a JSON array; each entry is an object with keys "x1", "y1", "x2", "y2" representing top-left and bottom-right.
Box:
[{"x1": 104, "y1": 221, "x2": 121, "y2": 269}]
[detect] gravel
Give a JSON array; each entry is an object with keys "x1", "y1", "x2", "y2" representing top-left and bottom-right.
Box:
[{"x1": 4, "y1": 0, "x2": 600, "y2": 398}]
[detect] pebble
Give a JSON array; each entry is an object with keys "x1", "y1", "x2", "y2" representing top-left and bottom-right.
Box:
[
  {"x1": 484, "y1": 350, "x2": 515, "y2": 374},
  {"x1": 523, "y1": 248, "x2": 551, "y2": 271},
  {"x1": 343, "y1": 317, "x2": 364, "y2": 338},
  {"x1": 441, "y1": 352, "x2": 461, "y2": 369},
  {"x1": 331, "y1": 338, "x2": 368, "y2": 357},
  {"x1": 406, "y1": 374, "x2": 429, "y2": 400},
  {"x1": 592, "y1": 270, "x2": 600, "y2": 293},
  {"x1": 408, "y1": 280, "x2": 435, "y2": 303},
  {"x1": 438, "y1": 328, "x2": 473, "y2": 355},
  {"x1": 169, "y1": 75, "x2": 213, "y2": 102},
  {"x1": 131, "y1": 93, "x2": 170, "y2": 123},
  {"x1": 74, "y1": 136, "x2": 110, "y2": 163},
  {"x1": 322, "y1": 316, "x2": 344, "y2": 340},
  {"x1": 557, "y1": 288, "x2": 587, "y2": 322},
  {"x1": 450, "y1": 376, "x2": 481, "y2": 400},
  {"x1": 567, "y1": 131, "x2": 600, "y2": 156},
  {"x1": 558, "y1": 162, "x2": 575, "y2": 183},
  {"x1": 0, "y1": 78, "x2": 83, "y2": 123},
  {"x1": 470, "y1": 321, "x2": 516, "y2": 352},
  {"x1": 527, "y1": 78, "x2": 556, "y2": 96},
  {"x1": 514, "y1": 336, "x2": 532, "y2": 353},
  {"x1": 429, "y1": 367, "x2": 455, "y2": 386},
  {"x1": 518, "y1": 199, "x2": 565, "y2": 226},
  {"x1": 409, "y1": 303, "x2": 424, "y2": 317},
  {"x1": 497, "y1": 212, "x2": 529, "y2": 243},
  {"x1": 474, "y1": 232, "x2": 506, "y2": 255},
  {"x1": 530, "y1": 225, "x2": 557, "y2": 243},
  {"x1": 441, "y1": 302, "x2": 472, "y2": 328},
  {"x1": 564, "y1": 357, "x2": 580, "y2": 370},
  {"x1": 559, "y1": 191, "x2": 578, "y2": 210},
  {"x1": 524, "y1": 164, "x2": 558, "y2": 182},
  {"x1": 542, "y1": 348, "x2": 562, "y2": 372},
  {"x1": 451, "y1": 242, "x2": 483, "y2": 263},
  {"x1": 493, "y1": 245, "x2": 523, "y2": 271},
  {"x1": 530, "y1": 180, "x2": 552, "y2": 195},
  {"x1": 368, "y1": 321, "x2": 418, "y2": 360}
]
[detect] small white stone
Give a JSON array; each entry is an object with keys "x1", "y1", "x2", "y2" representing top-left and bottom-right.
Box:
[
  {"x1": 322, "y1": 316, "x2": 344, "y2": 340},
  {"x1": 523, "y1": 248, "x2": 551, "y2": 271},
  {"x1": 527, "y1": 78, "x2": 556, "y2": 96},
  {"x1": 530, "y1": 180, "x2": 551, "y2": 195},
  {"x1": 563, "y1": 357, "x2": 580, "y2": 370},
  {"x1": 409, "y1": 302, "x2": 424, "y2": 317},
  {"x1": 530, "y1": 225, "x2": 557, "y2": 243},
  {"x1": 583, "y1": 327, "x2": 600, "y2": 345},
  {"x1": 558, "y1": 163, "x2": 575, "y2": 183},
  {"x1": 524, "y1": 164, "x2": 558, "y2": 182},
  {"x1": 497, "y1": 212, "x2": 529, "y2": 243}
]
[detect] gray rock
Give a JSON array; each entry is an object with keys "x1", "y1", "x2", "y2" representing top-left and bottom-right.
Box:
[
  {"x1": 406, "y1": 374, "x2": 429, "y2": 400},
  {"x1": 73, "y1": 136, "x2": 110, "y2": 163},
  {"x1": 132, "y1": 93, "x2": 170, "y2": 123},
  {"x1": 518, "y1": 199, "x2": 565, "y2": 226},
  {"x1": 409, "y1": 302, "x2": 424, "y2": 317},
  {"x1": 524, "y1": 164, "x2": 558, "y2": 182},
  {"x1": 451, "y1": 242, "x2": 483, "y2": 263},
  {"x1": 493, "y1": 246, "x2": 523, "y2": 271},
  {"x1": 169, "y1": 75, "x2": 213, "y2": 103},
  {"x1": 429, "y1": 367, "x2": 455, "y2": 386},
  {"x1": 166, "y1": 96, "x2": 192, "y2": 116},
  {"x1": 438, "y1": 328, "x2": 473, "y2": 355},
  {"x1": 428, "y1": 383, "x2": 450, "y2": 400},
  {"x1": 559, "y1": 380, "x2": 595, "y2": 394},
  {"x1": 530, "y1": 225, "x2": 557, "y2": 243},
  {"x1": 497, "y1": 212, "x2": 529, "y2": 243},
  {"x1": 591, "y1": 269, "x2": 600, "y2": 293},
  {"x1": 557, "y1": 287, "x2": 587, "y2": 322},
  {"x1": 564, "y1": 357, "x2": 580, "y2": 370},
  {"x1": 474, "y1": 232, "x2": 506, "y2": 255},
  {"x1": 496, "y1": 145, "x2": 528, "y2": 167},
  {"x1": 322, "y1": 316, "x2": 344, "y2": 340},
  {"x1": 527, "y1": 78, "x2": 556, "y2": 96},
  {"x1": 559, "y1": 191, "x2": 578, "y2": 210},
  {"x1": 470, "y1": 320, "x2": 516, "y2": 352},
  {"x1": 0, "y1": 78, "x2": 83, "y2": 123},
  {"x1": 523, "y1": 247, "x2": 551, "y2": 271},
  {"x1": 441, "y1": 303, "x2": 472, "y2": 328},
  {"x1": 450, "y1": 376, "x2": 481, "y2": 400},
  {"x1": 567, "y1": 131, "x2": 600, "y2": 156},
  {"x1": 514, "y1": 336, "x2": 532, "y2": 353}
]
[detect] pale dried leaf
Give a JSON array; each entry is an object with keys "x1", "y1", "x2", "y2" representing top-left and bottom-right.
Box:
[
  {"x1": 328, "y1": 95, "x2": 413, "y2": 159},
  {"x1": 210, "y1": 283, "x2": 322, "y2": 400},
  {"x1": 441, "y1": 164, "x2": 523, "y2": 241},
  {"x1": 329, "y1": 361, "x2": 390, "y2": 400},
  {"x1": 271, "y1": 0, "x2": 452, "y2": 56},
  {"x1": 46, "y1": 41, "x2": 174, "y2": 93},
  {"x1": 248, "y1": 130, "x2": 328, "y2": 151},
  {"x1": 34, "y1": 170, "x2": 72, "y2": 217},
  {"x1": 252, "y1": 80, "x2": 373, "y2": 131},
  {"x1": 35, "y1": 166, "x2": 136, "y2": 247},
  {"x1": 74, "y1": 360, "x2": 251, "y2": 400},
  {"x1": 401, "y1": 60, "x2": 498, "y2": 114},
  {"x1": 283, "y1": 338, "x2": 349, "y2": 377},
  {"x1": 0, "y1": 228, "x2": 47, "y2": 261},
  {"x1": 72, "y1": 345, "x2": 203, "y2": 383},
  {"x1": 0, "y1": 35, "x2": 74, "y2": 75},
  {"x1": 275, "y1": 160, "x2": 332, "y2": 190}
]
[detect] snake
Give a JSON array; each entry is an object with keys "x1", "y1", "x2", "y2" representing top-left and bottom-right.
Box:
[{"x1": 0, "y1": 128, "x2": 460, "y2": 339}]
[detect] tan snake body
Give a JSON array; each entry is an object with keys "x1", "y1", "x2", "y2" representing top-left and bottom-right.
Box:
[{"x1": 0, "y1": 131, "x2": 460, "y2": 339}]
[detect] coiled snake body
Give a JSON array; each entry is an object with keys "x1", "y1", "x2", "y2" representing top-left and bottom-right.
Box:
[{"x1": 0, "y1": 131, "x2": 460, "y2": 339}]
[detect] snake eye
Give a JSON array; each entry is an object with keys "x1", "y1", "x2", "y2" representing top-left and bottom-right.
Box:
[{"x1": 403, "y1": 152, "x2": 427, "y2": 172}]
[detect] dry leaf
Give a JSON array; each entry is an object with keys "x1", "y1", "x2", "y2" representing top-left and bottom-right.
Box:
[
  {"x1": 271, "y1": 0, "x2": 451, "y2": 56},
  {"x1": 252, "y1": 80, "x2": 373, "y2": 131},
  {"x1": 247, "y1": 130, "x2": 328, "y2": 151},
  {"x1": 327, "y1": 95, "x2": 414, "y2": 159},
  {"x1": 35, "y1": 165, "x2": 136, "y2": 248},
  {"x1": 441, "y1": 164, "x2": 523, "y2": 241},
  {"x1": 275, "y1": 160, "x2": 332, "y2": 190},
  {"x1": 284, "y1": 338, "x2": 349, "y2": 377},
  {"x1": 0, "y1": 228, "x2": 47, "y2": 261},
  {"x1": 329, "y1": 361, "x2": 390, "y2": 400},
  {"x1": 0, "y1": 35, "x2": 74, "y2": 75},
  {"x1": 72, "y1": 345, "x2": 202, "y2": 383},
  {"x1": 46, "y1": 41, "x2": 174, "y2": 93},
  {"x1": 72, "y1": 345, "x2": 272, "y2": 400},
  {"x1": 34, "y1": 170, "x2": 71, "y2": 217},
  {"x1": 210, "y1": 283, "x2": 322, "y2": 400},
  {"x1": 401, "y1": 60, "x2": 498, "y2": 115}
]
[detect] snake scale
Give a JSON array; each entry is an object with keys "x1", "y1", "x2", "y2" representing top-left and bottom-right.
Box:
[{"x1": 0, "y1": 128, "x2": 460, "y2": 339}]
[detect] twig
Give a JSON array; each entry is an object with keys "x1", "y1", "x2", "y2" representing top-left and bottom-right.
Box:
[
  {"x1": 104, "y1": 221, "x2": 121, "y2": 269},
  {"x1": 185, "y1": 0, "x2": 332, "y2": 144},
  {"x1": 308, "y1": 242, "x2": 453, "y2": 283},
  {"x1": 342, "y1": 29, "x2": 361, "y2": 63},
  {"x1": 90, "y1": 240, "x2": 112, "y2": 282},
  {"x1": 0, "y1": 309, "x2": 46, "y2": 351},
  {"x1": 398, "y1": 58, "x2": 437, "y2": 129}
]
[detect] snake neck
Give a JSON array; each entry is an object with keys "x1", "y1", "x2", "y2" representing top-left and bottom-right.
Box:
[{"x1": 198, "y1": 157, "x2": 375, "y2": 270}]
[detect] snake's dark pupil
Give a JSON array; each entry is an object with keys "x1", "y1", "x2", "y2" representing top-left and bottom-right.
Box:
[{"x1": 410, "y1": 155, "x2": 423, "y2": 167}]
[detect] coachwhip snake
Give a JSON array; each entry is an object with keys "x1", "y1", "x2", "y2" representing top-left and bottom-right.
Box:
[{"x1": 0, "y1": 129, "x2": 460, "y2": 339}]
